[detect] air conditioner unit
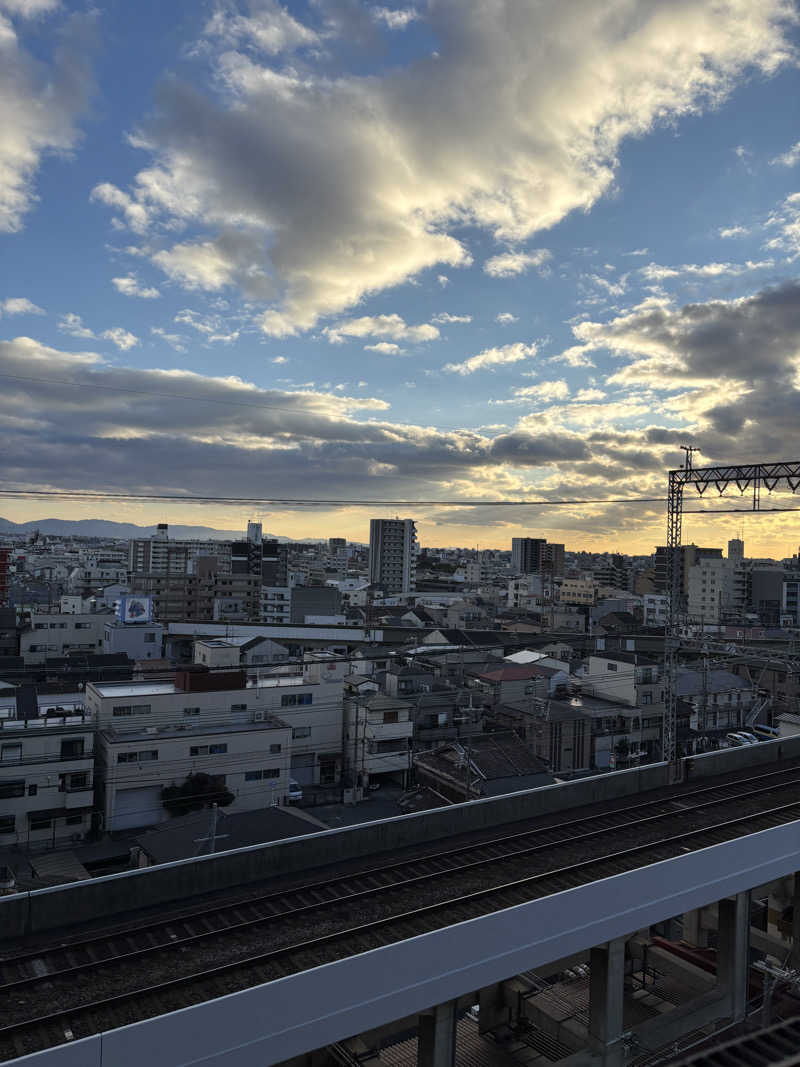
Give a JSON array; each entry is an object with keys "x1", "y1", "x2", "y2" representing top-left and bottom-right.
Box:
[{"x1": 253, "y1": 710, "x2": 265, "y2": 722}]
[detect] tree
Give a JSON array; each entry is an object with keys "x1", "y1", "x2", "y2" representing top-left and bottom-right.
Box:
[{"x1": 162, "y1": 773, "x2": 234, "y2": 816}]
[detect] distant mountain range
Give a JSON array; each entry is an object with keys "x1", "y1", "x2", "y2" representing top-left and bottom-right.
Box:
[{"x1": 0, "y1": 517, "x2": 295, "y2": 542}]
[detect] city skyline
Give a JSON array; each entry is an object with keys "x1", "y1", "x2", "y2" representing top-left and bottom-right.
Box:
[{"x1": 2, "y1": 1, "x2": 800, "y2": 554}]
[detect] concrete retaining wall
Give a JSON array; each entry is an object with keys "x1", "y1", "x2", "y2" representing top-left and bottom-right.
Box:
[
  {"x1": 684, "y1": 734, "x2": 800, "y2": 780},
  {"x1": 0, "y1": 762, "x2": 668, "y2": 940}
]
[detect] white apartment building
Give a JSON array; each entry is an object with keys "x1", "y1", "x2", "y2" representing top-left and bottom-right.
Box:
[
  {"x1": 368, "y1": 518, "x2": 417, "y2": 594},
  {"x1": 87, "y1": 656, "x2": 346, "y2": 830},
  {"x1": 0, "y1": 694, "x2": 95, "y2": 848},
  {"x1": 687, "y1": 557, "x2": 736, "y2": 625},
  {"x1": 21, "y1": 612, "x2": 112, "y2": 663},
  {"x1": 583, "y1": 654, "x2": 663, "y2": 708},
  {"x1": 643, "y1": 593, "x2": 668, "y2": 628},
  {"x1": 343, "y1": 692, "x2": 413, "y2": 793},
  {"x1": 261, "y1": 585, "x2": 292, "y2": 624}
]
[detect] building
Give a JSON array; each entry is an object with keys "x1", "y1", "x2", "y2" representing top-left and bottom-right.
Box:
[
  {"x1": 0, "y1": 545, "x2": 9, "y2": 607},
  {"x1": 128, "y1": 525, "x2": 232, "y2": 575},
  {"x1": 87, "y1": 653, "x2": 346, "y2": 828},
  {"x1": 0, "y1": 686, "x2": 95, "y2": 848},
  {"x1": 728, "y1": 538, "x2": 744, "y2": 563},
  {"x1": 261, "y1": 586, "x2": 291, "y2": 624},
  {"x1": 654, "y1": 544, "x2": 722, "y2": 597},
  {"x1": 413, "y1": 733, "x2": 553, "y2": 802},
  {"x1": 687, "y1": 557, "x2": 736, "y2": 625},
  {"x1": 510, "y1": 538, "x2": 565, "y2": 577},
  {"x1": 290, "y1": 585, "x2": 342, "y2": 624},
  {"x1": 369, "y1": 519, "x2": 418, "y2": 594},
  {"x1": 20, "y1": 611, "x2": 112, "y2": 664},
  {"x1": 342, "y1": 692, "x2": 414, "y2": 792},
  {"x1": 643, "y1": 593, "x2": 667, "y2": 628}
]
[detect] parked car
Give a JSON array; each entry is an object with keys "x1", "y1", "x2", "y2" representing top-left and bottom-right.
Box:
[{"x1": 288, "y1": 779, "x2": 303, "y2": 803}]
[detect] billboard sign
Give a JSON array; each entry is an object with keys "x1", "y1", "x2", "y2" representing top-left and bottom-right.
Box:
[{"x1": 118, "y1": 595, "x2": 153, "y2": 624}]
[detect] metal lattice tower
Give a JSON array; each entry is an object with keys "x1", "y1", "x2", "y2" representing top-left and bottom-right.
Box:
[{"x1": 663, "y1": 456, "x2": 800, "y2": 771}]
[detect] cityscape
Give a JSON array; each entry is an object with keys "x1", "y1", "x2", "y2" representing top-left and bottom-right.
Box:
[{"x1": 4, "y1": 0, "x2": 800, "y2": 1065}]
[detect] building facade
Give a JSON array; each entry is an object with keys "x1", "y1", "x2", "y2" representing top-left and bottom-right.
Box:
[{"x1": 368, "y1": 519, "x2": 418, "y2": 594}]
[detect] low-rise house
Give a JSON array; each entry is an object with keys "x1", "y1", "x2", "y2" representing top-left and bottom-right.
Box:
[
  {"x1": 343, "y1": 692, "x2": 414, "y2": 792},
  {"x1": 21, "y1": 611, "x2": 113, "y2": 664},
  {"x1": 413, "y1": 733, "x2": 554, "y2": 802}
]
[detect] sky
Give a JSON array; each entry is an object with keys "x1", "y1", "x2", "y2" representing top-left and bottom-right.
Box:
[{"x1": 2, "y1": 0, "x2": 800, "y2": 555}]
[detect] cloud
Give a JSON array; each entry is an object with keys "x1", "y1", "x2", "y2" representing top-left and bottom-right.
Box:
[
  {"x1": 174, "y1": 308, "x2": 241, "y2": 344},
  {"x1": 640, "y1": 259, "x2": 774, "y2": 281},
  {"x1": 574, "y1": 387, "x2": 607, "y2": 402},
  {"x1": 770, "y1": 140, "x2": 800, "y2": 167},
  {"x1": 0, "y1": 296, "x2": 44, "y2": 315},
  {"x1": 444, "y1": 341, "x2": 537, "y2": 376},
  {"x1": 91, "y1": 0, "x2": 794, "y2": 334},
  {"x1": 324, "y1": 313, "x2": 439, "y2": 344},
  {"x1": 365, "y1": 341, "x2": 403, "y2": 354},
  {"x1": 271, "y1": 355, "x2": 288, "y2": 364},
  {"x1": 150, "y1": 327, "x2": 186, "y2": 352},
  {"x1": 372, "y1": 6, "x2": 419, "y2": 30},
  {"x1": 58, "y1": 312, "x2": 95, "y2": 339},
  {"x1": 718, "y1": 225, "x2": 749, "y2": 238},
  {"x1": 0, "y1": 9, "x2": 95, "y2": 232},
  {"x1": 437, "y1": 275, "x2": 449, "y2": 287},
  {"x1": 112, "y1": 273, "x2": 160, "y2": 299},
  {"x1": 102, "y1": 327, "x2": 139, "y2": 351},
  {"x1": 496, "y1": 312, "x2": 518, "y2": 325},
  {"x1": 484, "y1": 249, "x2": 552, "y2": 278},
  {"x1": 623, "y1": 248, "x2": 649, "y2": 257},
  {"x1": 90, "y1": 183, "x2": 151, "y2": 235},
  {"x1": 432, "y1": 312, "x2": 472, "y2": 324},
  {"x1": 765, "y1": 192, "x2": 800, "y2": 259},
  {"x1": 512, "y1": 379, "x2": 570, "y2": 402},
  {"x1": 204, "y1": 1, "x2": 319, "y2": 55}
]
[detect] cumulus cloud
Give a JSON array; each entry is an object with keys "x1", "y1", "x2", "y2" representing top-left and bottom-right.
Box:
[
  {"x1": 324, "y1": 313, "x2": 439, "y2": 345},
  {"x1": 204, "y1": 1, "x2": 319, "y2": 55},
  {"x1": 0, "y1": 296, "x2": 43, "y2": 315},
  {"x1": 0, "y1": 9, "x2": 95, "y2": 232},
  {"x1": 365, "y1": 341, "x2": 403, "y2": 354},
  {"x1": 58, "y1": 312, "x2": 95, "y2": 339},
  {"x1": 718, "y1": 225, "x2": 749, "y2": 238},
  {"x1": 484, "y1": 249, "x2": 552, "y2": 278},
  {"x1": 444, "y1": 341, "x2": 537, "y2": 376},
  {"x1": 91, "y1": 0, "x2": 794, "y2": 333},
  {"x1": 112, "y1": 273, "x2": 160, "y2": 299},
  {"x1": 90, "y1": 183, "x2": 151, "y2": 235},
  {"x1": 150, "y1": 327, "x2": 186, "y2": 352},
  {"x1": 765, "y1": 192, "x2": 800, "y2": 259},
  {"x1": 496, "y1": 312, "x2": 518, "y2": 325},
  {"x1": 640, "y1": 259, "x2": 774, "y2": 281},
  {"x1": 101, "y1": 327, "x2": 138, "y2": 351},
  {"x1": 770, "y1": 140, "x2": 800, "y2": 167},
  {"x1": 513, "y1": 379, "x2": 570, "y2": 402},
  {"x1": 372, "y1": 6, "x2": 419, "y2": 30},
  {"x1": 432, "y1": 312, "x2": 472, "y2": 325},
  {"x1": 174, "y1": 308, "x2": 241, "y2": 344}
]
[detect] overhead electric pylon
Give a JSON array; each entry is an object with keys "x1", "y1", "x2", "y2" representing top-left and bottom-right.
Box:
[{"x1": 663, "y1": 456, "x2": 800, "y2": 771}]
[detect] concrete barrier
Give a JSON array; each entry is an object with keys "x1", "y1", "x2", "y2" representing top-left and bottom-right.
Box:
[
  {"x1": 683, "y1": 734, "x2": 800, "y2": 780},
  {"x1": 0, "y1": 761, "x2": 668, "y2": 940}
]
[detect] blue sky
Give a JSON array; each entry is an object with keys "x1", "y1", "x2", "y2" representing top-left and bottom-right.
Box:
[{"x1": 2, "y1": 0, "x2": 800, "y2": 552}]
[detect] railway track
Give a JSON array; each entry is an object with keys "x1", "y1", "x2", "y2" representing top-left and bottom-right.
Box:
[{"x1": 3, "y1": 766, "x2": 800, "y2": 1060}]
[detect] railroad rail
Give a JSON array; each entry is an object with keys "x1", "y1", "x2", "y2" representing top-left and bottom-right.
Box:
[{"x1": 4, "y1": 763, "x2": 800, "y2": 1061}]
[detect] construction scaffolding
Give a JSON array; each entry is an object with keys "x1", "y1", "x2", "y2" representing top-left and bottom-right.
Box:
[{"x1": 663, "y1": 456, "x2": 800, "y2": 768}]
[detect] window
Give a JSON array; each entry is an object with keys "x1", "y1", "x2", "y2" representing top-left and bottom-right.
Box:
[
  {"x1": 383, "y1": 711, "x2": 398, "y2": 724},
  {"x1": 27, "y1": 783, "x2": 37, "y2": 797},
  {"x1": 34, "y1": 623, "x2": 47, "y2": 630},
  {"x1": 30, "y1": 814, "x2": 52, "y2": 830},
  {"x1": 69, "y1": 772, "x2": 88, "y2": 790},
  {"x1": 209, "y1": 744, "x2": 228, "y2": 755},
  {"x1": 0, "y1": 815, "x2": 15, "y2": 834},
  {"x1": 118, "y1": 749, "x2": 158, "y2": 763},
  {"x1": 1, "y1": 744, "x2": 22, "y2": 763},
  {"x1": 61, "y1": 738, "x2": 84, "y2": 759},
  {"x1": 269, "y1": 743, "x2": 282, "y2": 754},
  {"x1": 641, "y1": 693, "x2": 653, "y2": 706},
  {"x1": 281, "y1": 693, "x2": 312, "y2": 707},
  {"x1": 112, "y1": 704, "x2": 152, "y2": 717},
  {"x1": 607, "y1": 662, "x2": 618, "y2": 672},
  {"x1": 292, "y1": 726, "x2": 311, "y2": 739},
  {"x1": 183, "y1": 707, "x2": 201, "y2": 717},
  {"x1": 143, "y1": 632, "x2": 156, "y2": 643},
  {"x1": 65, "y1": 815, "x2": 83, "y2": 826},
  {"x1": 244, "y1": 769, "x2": 262, "y2": 781},
  {"x1": 231, "y1": 703, "x2": 247, "y2": 712},
  {"x1": 190, "y1": 745, "x2": 208, "y2": 756},
  {"x1": 0, "y1": 780, "x2": 24, "y2": 799}
]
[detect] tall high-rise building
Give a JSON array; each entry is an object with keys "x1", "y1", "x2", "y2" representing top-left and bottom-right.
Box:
[
  {"x1": 511, "y1": 538, "x2": 564, "y2": 577},
  {"x1": 369, "y1": 519, "x2": 417, "y2": 593},
  {"x1": 728, "y1": 538, "x2": 744, "y2": 562}
]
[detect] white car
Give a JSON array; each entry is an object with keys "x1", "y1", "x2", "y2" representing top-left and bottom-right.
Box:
[{"x1": 287, "y1": 779, "x2": 303, "y2": 803}]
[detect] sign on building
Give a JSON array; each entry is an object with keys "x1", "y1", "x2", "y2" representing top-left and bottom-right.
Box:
[{"x1": 118, "y1": 595, "x2": 153, "y2": 624}]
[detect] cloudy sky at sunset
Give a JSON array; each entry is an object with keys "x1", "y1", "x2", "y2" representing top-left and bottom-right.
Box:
[{"x1": 2, "y1": 0, "x2": 800, "y2": 554}]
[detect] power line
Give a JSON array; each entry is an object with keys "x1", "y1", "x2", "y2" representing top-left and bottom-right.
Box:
[{"x1": 0, "y1": 487, "x2": 667, "y2": 507}]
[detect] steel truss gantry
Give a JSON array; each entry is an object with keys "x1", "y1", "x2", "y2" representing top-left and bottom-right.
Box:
[{"x1": 664, "y1": 456, "x2": 800, "y2": 768}]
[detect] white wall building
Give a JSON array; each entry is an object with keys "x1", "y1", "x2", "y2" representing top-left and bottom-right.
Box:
[
  {"x1": 0, "y1": 693, "x2": 94, "y2": 848},
  {"x1": 87, "y1": 655, "x2": 346, "y2": 830},
  {"x1": 643, "y1": 593, "x2": 668, "y2": 628},
  {"x1": 368, "y1": 518, "x2": 417, "y2": 594},
  {"x1": 687, "y1": 557, "x2": 736, "y2": 625},
  {"x1": 21, "y1": 612, "x2": 112, "y2": 663}
]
